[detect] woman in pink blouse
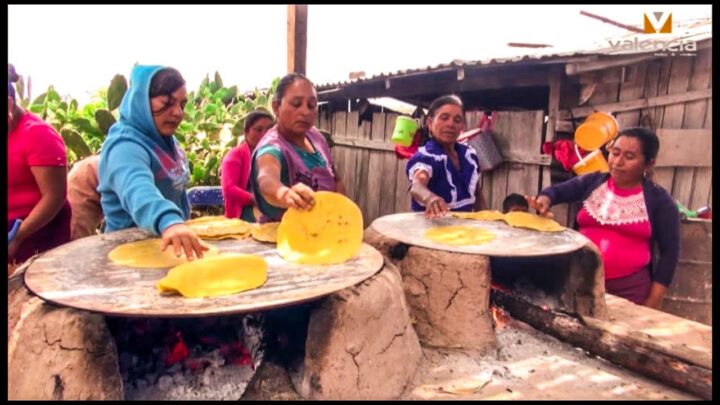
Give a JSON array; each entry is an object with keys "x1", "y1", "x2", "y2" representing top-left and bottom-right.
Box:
[
  {"x1": 528, "y1": 127, "x2": 680, "y2": 308},
  {"x1": 220, "y1": 110, "x2": 275, "y2": 221}
]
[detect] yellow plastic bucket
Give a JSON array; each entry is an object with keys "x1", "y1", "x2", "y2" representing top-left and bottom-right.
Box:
[
  {"x1": 391, "y1": 116, "x2": 419, "y2": 147},
  {"x1": 572, "y1": 148, "x2": 609, "y2": 175},
  {"x1": 574, "y1": 112, "x2": 619, "y2": 151}
]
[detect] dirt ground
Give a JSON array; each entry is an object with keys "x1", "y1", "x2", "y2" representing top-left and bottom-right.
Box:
[
  {"x1": 242, "y1": 314, "x2": 698, "y2": 400},
  {"x1": 401, "y1": 317, "x2": 698, "y2": 400}
]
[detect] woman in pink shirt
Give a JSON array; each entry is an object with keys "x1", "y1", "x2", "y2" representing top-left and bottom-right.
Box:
[
  {"x1": 7, "y1": 64, "x2": 72, "y2": 267},
  {"x1": 220, "y1": 110, "x2": 275, "y2": 221},
  {"x1": 528, "y1": 127, "x2": 680, "y2": 308}
]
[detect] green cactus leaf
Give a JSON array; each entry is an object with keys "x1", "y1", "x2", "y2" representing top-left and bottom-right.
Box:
[
  {"x1": 222, "y1": 86, "x2": 238, "y2": 105},
  {"x1": 214, "y1": 71, "x2": 223, "y2": 89},
  {"x1": 192, "y1": 166, "x2": 205, "y2": 183},
  {"x1": 60, "y1": 128, "x2": 92, "y2": 159},
  {"x1": 204, "y1": 103, "x2": 218, "y2": 115},
  {"x1": 31, "y1": 92, "x2": 47, "y2": 106},
  {"x1": 94, "y1": 109, "x2": 117, "y2": 135},
  {"x1": 107, "y1": 74, "x2": 128, "y2": 111}
]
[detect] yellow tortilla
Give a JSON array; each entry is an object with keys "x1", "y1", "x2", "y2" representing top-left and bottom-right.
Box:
[
  {"x1": 252, "y1": 222, "x2": 279, "y2": 243},
  {"x1": 108, "y1": 239, "x2": 220, "y2": 268},
  {"x1": 277, "y1": 191, "x2": 363, "y2": 265},
  {"x1": 502, "y1": 211, "x2": 565, "y2": 233},
  {"x1": 451, "y1": 210, "x2": 506, "y2": 222},
  {"x1": 157, "y1": 254, "x2": 268, "y2": 298},
  {"x1": 186, "y1": 216, "x2": 252, "y2": 239},
  {"x1": 424, "y1": 225, "x2": 496, "y2": 245}
]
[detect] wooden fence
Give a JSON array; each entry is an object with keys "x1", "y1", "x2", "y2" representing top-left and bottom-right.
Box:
[{"x1": 318, "y1": 110, "x2": 550, "y2": 227}]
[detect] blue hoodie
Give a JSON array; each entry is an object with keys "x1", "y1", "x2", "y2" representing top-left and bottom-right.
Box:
[{"x1": 98, "y1": 65, "x2": 190, "y2": 234}]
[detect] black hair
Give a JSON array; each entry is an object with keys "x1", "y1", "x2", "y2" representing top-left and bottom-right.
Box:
[
  {"x1": 244, "y1": 110, "x2": 275, "y2": 132},
  {"x1": 427, "y1": 94, "x2": 465, "y2": 118},
  {"x1": 149, "y1": 68, "x2": 185, "y2": 98},
  {"x1": 149, "y1": 67, "x2": 186, "y2": 115},
  {"x1": 613, "y1": 127, "x2": 660, "y2": 162},
  {"x1": 502, "y1": 193, "x2": 529, "y2": 213},
  {"x1": 273, "y1": 73, "x2": 314, "y2": 103}
]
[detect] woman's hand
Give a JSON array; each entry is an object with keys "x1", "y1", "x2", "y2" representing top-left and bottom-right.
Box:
[
  {"x1": 424, "y1": 195, "x2": 449, "y2": 219},
  {"x1": 525, "y1": 195, "x2": 554, "y2": 218},
  {"x1": 160, "y1": 223, "x2": 209, "y2": 261},
  {"x1": 643, "y1": 282, "x2": 668, "y2": 309},
  {"x1": 277, "y1": 183, "x2": 315, "y2": 210}
]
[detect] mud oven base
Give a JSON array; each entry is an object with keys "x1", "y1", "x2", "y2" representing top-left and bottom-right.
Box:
[
  {"x1": 9, "y1": 227, "x2": 704, "y2": 400},
  {"x1": 7, "y1": 258, "x2": 421, "y2": 400}
]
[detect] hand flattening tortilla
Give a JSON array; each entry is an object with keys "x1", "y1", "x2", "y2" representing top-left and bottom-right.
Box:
[
  {"x1": 277, "y1": 191, "x2": 363, "y2": 264},
  {"x1": 108, "y1": 238, "x2": 220, "y2": 268},
  {"x1": 157, "y1": 254, "x2": 268, "y2": 298}
]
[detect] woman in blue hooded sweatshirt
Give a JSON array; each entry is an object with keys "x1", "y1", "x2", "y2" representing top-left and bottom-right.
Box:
[{"x1": 98, "y1": 65, "x2": 207, "y2": 261}]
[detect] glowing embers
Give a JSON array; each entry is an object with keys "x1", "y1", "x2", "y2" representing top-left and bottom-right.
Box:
[
  {"x1": 108, "y1": 239, "x2": 220, "y2": 268},
  {"x1": 157, "y1": 254, "x2": 268, "y2": 298},
  {"x1": 424, "y1": 225, "x2": 496, "y2": 246},
  {"x1": 277, "y1": 191, "x2": 363, "y2": 265}
]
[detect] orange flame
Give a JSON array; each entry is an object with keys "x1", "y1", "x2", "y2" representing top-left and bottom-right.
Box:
[{"x1": 490, "y1": 305, "x2": 511, "y2": 329}]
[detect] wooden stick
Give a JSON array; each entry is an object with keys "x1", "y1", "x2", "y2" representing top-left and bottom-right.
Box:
[
  {"x1": 491, "y1": 289, "x2": 712, "y2": 400},
  {"x1": 580, "y1": 10, "x2": 645, "y2": 33}
]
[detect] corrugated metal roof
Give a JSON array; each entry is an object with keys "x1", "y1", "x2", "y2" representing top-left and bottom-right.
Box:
[{"x1": 316, "y1": 17, "x2": 711, "y2": 91}]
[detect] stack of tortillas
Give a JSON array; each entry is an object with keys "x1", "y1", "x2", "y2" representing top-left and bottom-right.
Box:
[
  {"x1": 186, "y1": 216, "x2": 253, "y2": 240},
  {"x1": 277, "y1": 191, "x2": 363, "y2": 265},
  {"x1": 251, "y1": 222, "x2": 279, "y2": 243}
]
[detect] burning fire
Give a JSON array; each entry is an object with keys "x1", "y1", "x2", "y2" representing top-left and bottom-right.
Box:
[{"x1": 490, "y1": 305, "x2": 512, "y2": 329}]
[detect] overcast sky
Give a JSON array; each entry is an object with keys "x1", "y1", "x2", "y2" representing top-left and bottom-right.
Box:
[{"x1": 8, "y1": 4, "x2": 711, "y2": 103}]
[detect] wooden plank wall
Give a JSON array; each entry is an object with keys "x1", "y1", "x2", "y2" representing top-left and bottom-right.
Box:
[
  {"x1": 556, "y1": 48, "x2": 712, "y2": 217},
  {"x1": 317, "y1": 48, "x2": 712, "y2": 227},
  {"x1": 319, "y1": 109, "x2": 547, "y2": 226}
]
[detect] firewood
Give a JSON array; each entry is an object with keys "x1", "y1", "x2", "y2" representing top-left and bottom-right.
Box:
[{"x1": 491, "y1": 289, "x2": 712, "y2": 400}]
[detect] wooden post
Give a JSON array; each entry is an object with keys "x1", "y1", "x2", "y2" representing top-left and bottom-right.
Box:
[{"x1": 287, "y1": 4, "x2": 308, "y2": 75}]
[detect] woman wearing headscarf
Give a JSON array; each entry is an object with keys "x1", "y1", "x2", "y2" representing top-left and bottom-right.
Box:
[{"x1": 98, "y1": 65, "x2": 207, "y2": 260}]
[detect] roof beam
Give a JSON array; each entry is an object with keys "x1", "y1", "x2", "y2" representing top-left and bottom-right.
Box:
[
  {"x1": 318, "y1": 69, "x2": 549, "y2": 101},
  {"x1": 566, "y1": 54, "x2": 656, "y2": 75}
]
